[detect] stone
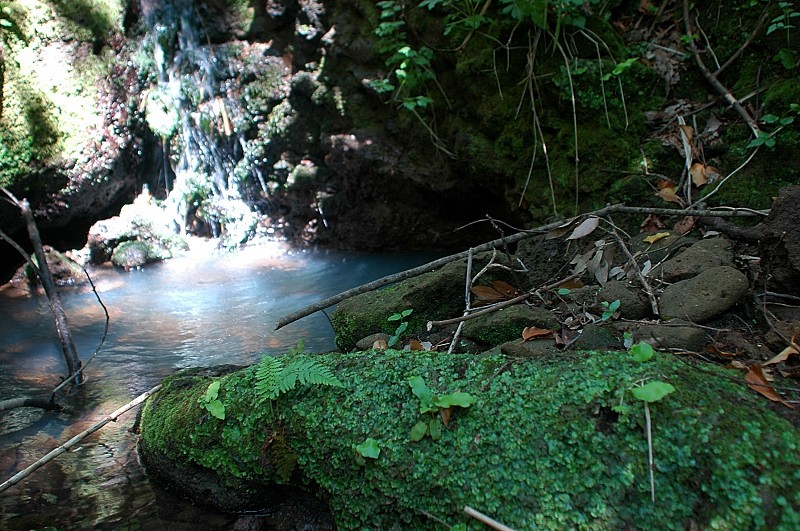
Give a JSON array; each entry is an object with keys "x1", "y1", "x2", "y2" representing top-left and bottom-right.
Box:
[
  {"x1": 461, "y1": 304, "x2": 560, "y2": 346},
  {"x1": 616, "y1": 320, "x2": 708, "y2": 352},
  {"x1": 651, "y1": 237, "x2": 735, "y2": 282},
  {"x1": 500, "y1": 338, "x2": 560, "y2": 357},
  {"x1": 598, "y1": 280, "x2": 652, "y2": 319},
  {"x1": 355, "y1": 333, "x2": 390, "y2": 351},
  {"x1": 659, "y1": 266, "x2": 749, "y2": 322},
  {"x1": 571, "y1": 322, "x2": 624, "y2": 350}
]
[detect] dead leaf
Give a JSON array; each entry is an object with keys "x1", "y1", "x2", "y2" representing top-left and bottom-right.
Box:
[
  {"x1": 640, "y1": 214, "x2": 665, "y2": 232},
  {"x1": 440, "y1": 407, "x2": 451, "y2": 427},
  {"x1": 657, "y1": 186, "x2": 685, "y2": 206},
  {"x1": 764, "y1": 342, "x2": 800, "y2": 366},
  {"x1": 704, "y1": 166, "x2": 722, "y2": 182},
  {"x1": 373, "y1": 339, "x2": 388, "y2": 350},
  {"x1": 522, "y1": 327, "x2": 553, "y2": 341},
  {"x1": 678, "y1": 124, "x2": 694, "y2": 147},
  {"x1": 408, "y1": 339, "x2": 425, "y2": 351},
  {"x1": 470, "y1": 281, "x2": 519, "y2": 304},
  {"x1": 546, "y1": 219, "x2": 578, "y2": 240},
  {"x1": 567, "y1": 217, "x2": 600, "y2": 240},
  {"x1": 745, "y1": 364, "x2": 794, "y2": 408},
  {"x1": 689, "y1": 162, "x2": 708, "y2": 186},
  {"x1": 558, "y1": 278, "x2": 584, "y2": 290},
  {"x1": 643, "y1": 232, "x2": 671, "y2": 244},
  {"x1": 674, "y1": 216, "x2": 696, "y2": 235},
  {"x1": 706, "y1": 344, "x2": 740, "y2": 358}
]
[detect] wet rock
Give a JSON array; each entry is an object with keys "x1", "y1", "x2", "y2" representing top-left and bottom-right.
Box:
[
  {"x1": 462, "y1": 305, "x2": 560, "y2": 346},
  {"x1": 598, "y1": 280, "x2": 651, "y2": 319},
  {"x1": 659, "y1": 266, "x2": 749, "y2": 323},
  {"x1": 111, "y1": 241, "x2": 162, "y2": 270},
  {"x1": 651, "y1": 237, "x2": 735, "y2": 282}
]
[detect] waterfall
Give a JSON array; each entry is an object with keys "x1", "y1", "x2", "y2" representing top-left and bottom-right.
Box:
[{"x1": 140, "y1": 0, "x2": 251, "y2": 241}]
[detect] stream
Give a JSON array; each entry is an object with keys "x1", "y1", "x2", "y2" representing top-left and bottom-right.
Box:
[{"x1": 0, "y1": 241, "x2": 438, "y2": 529}]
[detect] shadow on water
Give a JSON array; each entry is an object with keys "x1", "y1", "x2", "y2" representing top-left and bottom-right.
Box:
[{"x1": 0, "y1": 241, "x2": 441, "y2": 529}]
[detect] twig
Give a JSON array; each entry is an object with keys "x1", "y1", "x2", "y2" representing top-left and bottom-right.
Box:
[
  {"x1": 0, "y1": 397, "x2": 62, "y2": 412},
  {"x1": 713, "y1": 7, "x2": 769, "y2": 76},
  {"x1": 683, "y1": 0, "x2": 760, "y2": 138},
  {"x1": 448, "y1": 248, "x2": 474, "y2": 354},
  {"x1": 0, "y1": 384, "x2": 162, "y2": 493},
  {"x1": 607, "y1": 218, "x2": 660, "y2": 316},
  {"x1": 644, "y1": 401, "x2": 656, "y2": 503},
  {"x1": 464, "y1": 506, "x2": 517, "y2": 531},
  {"x1": 274, "y1": 204, "x2": 764, "y2": 330}
]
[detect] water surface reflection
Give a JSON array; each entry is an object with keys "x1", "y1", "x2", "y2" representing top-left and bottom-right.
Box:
[{"x1": 0, "y1": 242, "x2": 439, "y2": 529}]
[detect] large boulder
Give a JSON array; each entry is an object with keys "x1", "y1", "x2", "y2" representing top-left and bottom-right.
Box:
[{"x1": 138, "y1": 350, "x2": 800, "y2": 529}]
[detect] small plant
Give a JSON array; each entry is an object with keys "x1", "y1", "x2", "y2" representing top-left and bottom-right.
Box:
[
  {"x1": 600, "y1": 299, "x2": 621, "y2": 321},
  {"x1": 408, "y1": 375, "x2": 476, "y2": 442},
  {"x1": 621, "y1": 340, "x2": 676, "y2": 503},
  {"x1": 387, "y1": 308, "x2": 413, "y2": 348},
  {"x1": 254, "y1": 344, "x2": 344, "y2": 402},
  {"x1": 354, "y1": 437, "x2": 381, "y2": 465},
  {"x1": 198, "y1": 380, "x2": 225, "y2": 420}
]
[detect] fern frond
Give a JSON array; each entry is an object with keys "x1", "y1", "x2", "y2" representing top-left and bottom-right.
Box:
[
  {"x1": 279, "y1": 358, "x2": 344, "y2": 395},
  {"x1": 254, "y1": 355, "x2": 282, "y2": 401}
]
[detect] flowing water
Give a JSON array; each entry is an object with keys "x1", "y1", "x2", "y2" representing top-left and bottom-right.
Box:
[{"x1": 0, "y1": 242, "x2": 438, "y2": 529}]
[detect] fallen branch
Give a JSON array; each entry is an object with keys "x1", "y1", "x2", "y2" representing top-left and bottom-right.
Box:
[
  {"x1": 0, "y1": 384, "x2": 162, "y2": 494},
  {"x1": 0, "y1": 396, "x2": 62, "y2": 412},
  {"x1": 683, "y1": 0, "x2": 760, "y2": 138},
  {"x1": 464, "y1": 505, "x2": 517, "y2": 531},
  {"x1": 274, "y1": 204, "x2": 765, "y2": 330}
]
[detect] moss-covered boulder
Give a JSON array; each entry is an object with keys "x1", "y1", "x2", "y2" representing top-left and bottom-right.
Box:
[{"x1": 139, "y1": 349, "x2": 800, "y2": 530}]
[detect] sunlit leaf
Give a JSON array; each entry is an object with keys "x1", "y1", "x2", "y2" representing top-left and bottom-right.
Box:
[
  {"x1": 355, "y1": 438, "x2": 381, "y2": 459},
  {"x1": 745, "y1": 364, "x2": 794, "y2": 408},
  {"x1": 568, "y1": 217, "x2": 600, "y2": 240},
  {"x1": 643, "y1": 232, "x2": 671, "y2": 244},
  {"x1": 522, "y1": 327, "x2": 553, "y2": 341},
  {"x1": 631, "y1": 381, "x2": 675, "y2": 402},
  {"x1": 206, "y1": 400, "x2": 225, "y2": 420},
  {"x1": 434, "y1": 392, "x2": 476, "y2": 409}
]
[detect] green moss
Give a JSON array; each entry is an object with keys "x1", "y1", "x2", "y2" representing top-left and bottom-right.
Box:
[{"x1": 141, "y1": 350, "x2": 800, "y2": 529}]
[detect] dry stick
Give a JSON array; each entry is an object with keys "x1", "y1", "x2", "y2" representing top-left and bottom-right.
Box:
[
  {"x1": 683, "y1": 0, "x2": 760, "y2": 138},
  {"x1": 448, "y1": 247, "x2": 474, "y2": 354},
  {"x1": 0, "y1": 397, "x2": 61, "y2": 412},
  {"x1": 464, "y1": 506, "x2": 517, "y2": 531},
  {"x1": 274, "y1": 204, "x2": 764, "y2": 331},
  {"x1": 644, "y1": 402, "x2": 656, "y2": 503},
  {"x1": 713, "y1": 7, "x2": 769, "y2": 77},
  {"x1": 0, "y1": 384, "x2": 162, "y2": 494},
  {"x1": 16, "y1": 196, "x2": 83, "y2": 385},
  {"x1": 607, "y1": 220, "x2": 660, "y2": 316},
  {"x1": 428, "y1": 273, "x2": 581, "y2": 330}
]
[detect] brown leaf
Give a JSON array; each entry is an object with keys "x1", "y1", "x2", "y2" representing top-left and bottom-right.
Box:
[
  {"x1": 764, "y1": 342, "x2": 800, "y2": 366},
  {"x1": 491, "y1": 280, "x2": 519, "y2": 298},
  {"x1": 522, "y1": 327, "x2": 553, "y2": 341},
  {"x1": 689, "y1": 162, "x2": 708, "y2": 186},
  {"x1": 567, "y1": 217, "x2": 600, "y2": 240},
  {"x1": 673, "y1": 216, "x2": 697, "y2": 235},
  {"x1": 640, "y1": 214, "x2": 665, "y2": 232},
  {"x1": 678, "y1": 124, "x2": 694, "y2": 147},
  {"x1": 546, "y1": 219, "x2": 579, "y2": 240},
  {"x1": 657, "y1": 186, "x2": 685, "y2": 206},
  {"x1": 408, "y1": 339, "x2": 425, "y2": 351},
  {"x1": 558, "y1": 278, "x2": 584, "y2": 290},
  {"x1": 706, "y1": 343, "x2": 740, "y2": 358},
  {"x1": 745, "y1": 364, "x2": 794, "y2": 408},
  {"x1": 440, "y1": 407, "x2": 452, "y2": 427}
]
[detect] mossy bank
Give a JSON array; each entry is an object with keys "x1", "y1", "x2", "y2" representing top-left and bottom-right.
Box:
[{"x1": 139, "y1": 349, "x2": 800, "y2": 529}]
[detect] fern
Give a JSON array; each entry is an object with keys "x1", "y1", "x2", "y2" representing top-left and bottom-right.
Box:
[
  {"x1": 278, "y1": 358, "x2": 344, "y2": 395},
  {"x1": 254, "y1": 352, "x2": 344, "y2": 402},
  {"x1": 254, "y1": 355, "x2": 282, "y2": 401}
]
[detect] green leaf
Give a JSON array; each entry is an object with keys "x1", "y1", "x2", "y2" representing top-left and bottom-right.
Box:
[
  {"x1": 408, "y1": 376, "x2": 434, "y2": 411},
  {"x1": 206, "y1": 399, "x2": 225, "y2": 420},
  {"x1": 557, "y1": 288, "x2": 571, "y2": 295},
  {"x1": 201, "y1": 380, "x2": 220, "y2": 402},
  {"x1": 433, "y1": 391, "x2": 477, "y2": 409},
  {"x1": 401, "y1": 309, "x2": 413, "y2": 318},
  {"x1": 355, "y1": 438, "x2": 381, "y2": 459},
  {"x1": 630, "y1": 341, "x2": 655, "y2": 362},
  {"x1": 632, "y1": 381, "x2": 676, "y2": 403},
  {"x1": 428, "y1": 418, "x2": 443, "y2": 441},
  {"x1": 410, "y1": 420, "x2": 428, "y2": 442}
]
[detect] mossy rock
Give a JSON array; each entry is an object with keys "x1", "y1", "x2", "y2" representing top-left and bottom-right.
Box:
[
  {"x1": 139, "y1": 350, "x2": 800, "y2": 530},
  {"x1": 331, "y1": 252, "x2": 516, "y2": 351}
]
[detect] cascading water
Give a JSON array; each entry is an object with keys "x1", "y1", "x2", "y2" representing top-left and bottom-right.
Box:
[{"x1": 141, "y1": 0, "x2": 252, "y2": 240}]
